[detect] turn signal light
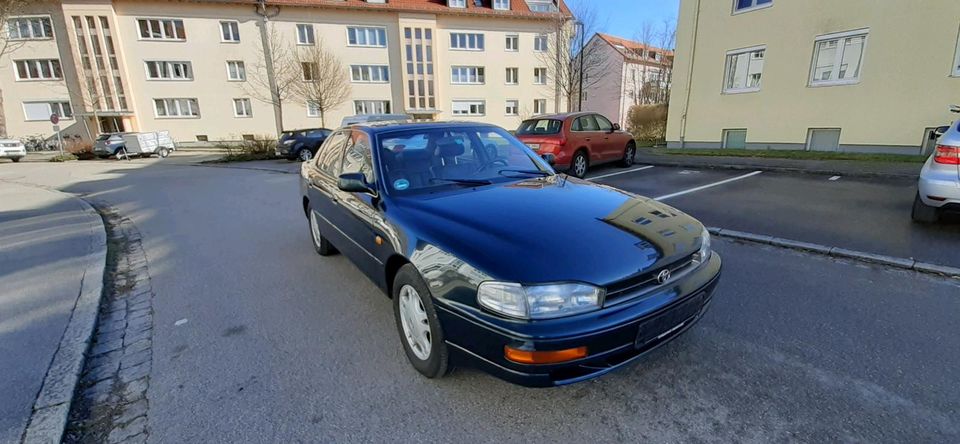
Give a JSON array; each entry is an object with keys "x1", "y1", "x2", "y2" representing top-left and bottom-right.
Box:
[
  {"x1": 934, "y1": 145, "x2": 960, "y2": 165},
  {"x1": 504, "y1": 346, "x2": 588, "y2": 364}
]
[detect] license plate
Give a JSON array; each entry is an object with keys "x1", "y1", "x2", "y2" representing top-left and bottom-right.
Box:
[
  {"x1": 635, "y1": 294, "x2": 703, "y2": 349},
  {"x1": 525, "y1": 143, "x2": 540, "y2": 151}
]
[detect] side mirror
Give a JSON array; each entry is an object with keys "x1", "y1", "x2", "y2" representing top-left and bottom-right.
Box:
[
  {"x1": 612, "y1": 123, "x2": 621, "y2": 132},
  {"x1": 933, "y1": 126, "x2": 950, "y2": 139},
  {"x1": 541, "y1": 153, "x2": 556, "y2": 166},
  {"x1": 338, "y1": 173, "x2": 374, "y2": 194}
]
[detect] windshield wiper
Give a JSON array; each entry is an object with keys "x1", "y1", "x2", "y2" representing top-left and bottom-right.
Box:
[
  {"x1": 498, "y1": 169, "x2": 552, "y2": 177},
  {"x1": 429, "y1": 178, "x2": 493, "y2": 186}
]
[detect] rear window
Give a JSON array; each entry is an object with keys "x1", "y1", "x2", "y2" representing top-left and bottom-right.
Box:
[{"x1": 517, "y1": 119, "x2": 562, "y2": 135}]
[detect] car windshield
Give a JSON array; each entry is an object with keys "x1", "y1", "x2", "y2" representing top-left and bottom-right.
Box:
[
  {"x1": 378, "y1": 126, "x2": 551, "y2": 194},
  {"x1": 516, "y1": 119, "x2": 563, "y2": 135}
]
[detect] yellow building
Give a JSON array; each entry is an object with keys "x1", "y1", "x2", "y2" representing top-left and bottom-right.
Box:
[
  {"x1": 1, "y1": 0, "x2": 571, "y2": 144},
  {"x1": 667, "y1": 0, "x2": 960, "y2": 155}
]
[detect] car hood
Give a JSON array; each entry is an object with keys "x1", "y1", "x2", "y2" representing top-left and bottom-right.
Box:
[{"x1": 391, "y1": 176, "x2": 705, "y2": 286}]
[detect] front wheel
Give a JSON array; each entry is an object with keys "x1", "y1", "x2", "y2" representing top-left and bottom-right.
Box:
[
  {"x1": 621, "y1": 142, "x2": 637, "y2": 167},
  {"x1": 911, "y1": 193, "x2": 940, "y2": 223},
  {"x1": 570, "y1": 151, "x2": 589, "y2": 178},
  {"x1": 297, "y1": 148, "x2": 314, "y2": 162},
  {"x1": 158, "y1": 148, "x2": 170, "y2": 158},
  {"x1": 11, "y1": 157, "x2": 21, "y2": 163},
  {"x1": 393, "y1": 264, "x2": 449, "y2": 379}
]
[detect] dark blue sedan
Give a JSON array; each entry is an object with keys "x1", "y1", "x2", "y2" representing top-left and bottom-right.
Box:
[
  {"x1": 299, "y1": 122, "x2": 721, "y2": 387},
  {"x1": 278, "y1": 128, "x2": 332, "y2": 162}
]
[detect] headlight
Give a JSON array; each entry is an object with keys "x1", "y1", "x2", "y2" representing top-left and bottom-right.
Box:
[
  {"x1": 282, "y1": 139, "x2": 296, "y2": 145},
  {"x1": 477, "y1": 281, "x2": 603, "y2": 320},
  {"x1": 694, "y1": 227, "x2": 711, "y2": 264}
]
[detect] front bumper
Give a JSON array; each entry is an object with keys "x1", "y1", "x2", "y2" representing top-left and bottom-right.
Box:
[
  {"x1": 436, "y1": 254, "x2": 722, "y2": 387},
  {"x1": 0, "y1": 148, "x2": 26, "y2": 159}
]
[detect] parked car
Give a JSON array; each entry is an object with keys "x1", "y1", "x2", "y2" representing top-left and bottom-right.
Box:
[
  {"x1": 278, "y1": 128, "x2": 332, "y2": 162},
  {"x1": 299, "y1": 121, "x2": 720, "y2": 387},
  {"x1": 0, "y1": 139, "x2": 26, "y2": 162},
  {"x1": 341, "y1": 114, "x2": 411, "y2": 127},
  {"x1": 514, "y1": 112, "x2": 637, "y2": 178},
  {"x1": 93, "y1": 133, "x2": 132, "y2": 158},
  {"x1": 913, "y1": 111, "x2": 960, "y2": 223}
]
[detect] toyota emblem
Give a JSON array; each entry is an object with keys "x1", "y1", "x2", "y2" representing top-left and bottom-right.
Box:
[{"x1": 655, "y1": 269, "x2": 671, "y2": 285}]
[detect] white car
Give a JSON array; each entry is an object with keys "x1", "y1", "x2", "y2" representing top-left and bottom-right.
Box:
[
  {"x1": 0, "y1": 139, "x2": 26, "y2": 163},
  {"x1": 913, "y1": 114, "x2": 960, "y2": 223}
]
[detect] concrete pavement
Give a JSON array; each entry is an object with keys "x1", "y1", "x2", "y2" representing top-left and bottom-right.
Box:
[{"x1": 0, "y1": 182, "x2": 106, "y2": 444}]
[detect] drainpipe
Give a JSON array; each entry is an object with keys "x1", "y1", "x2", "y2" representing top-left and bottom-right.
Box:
[
  {"x1": 678, "y1": 0, "x2": 701, "y2": 149},
  {"x1": 255, "y1": 0, "x2": 283, "y2": 136}
]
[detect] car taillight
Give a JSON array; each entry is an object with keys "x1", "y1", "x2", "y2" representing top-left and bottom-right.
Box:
[{"x1": 934, "y1": 145, "x2": 960, "y2": 165}]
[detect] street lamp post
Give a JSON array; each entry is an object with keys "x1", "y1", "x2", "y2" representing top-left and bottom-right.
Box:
[{"x1": 575, "y1": 20, "x2": 585, "y2": 112}]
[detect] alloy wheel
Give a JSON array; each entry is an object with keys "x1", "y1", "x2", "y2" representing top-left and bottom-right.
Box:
[
  {"x1": 574, "y1": 154, "x2": 587, "y2": 177},
  {"x1": 299, "y1": 149, "x2": 313, "y2": 162},
  {"x1": 398, "y1": 284, "x2": 432, "y2": 360},
  {"x1": 309, "y1": 211, "x2": 322, "y2": 248}
]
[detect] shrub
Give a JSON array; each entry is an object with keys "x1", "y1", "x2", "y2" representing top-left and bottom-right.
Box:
[
  {"x1": 626, "y1": 104, "x2": 668, "y2": 146},
  {"x1": 216, "y1": 135, "x2": 279, "y2": 162},
  {"x1": 49, "y1": 153, "x2": 78, "y2": 162},
  {"x1": 68, "y1": 141, "x2": 96, "y2": 160}
]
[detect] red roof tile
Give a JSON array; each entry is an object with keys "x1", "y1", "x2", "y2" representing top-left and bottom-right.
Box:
[{"x1": 597, "y1": 32, "x2": 674, "y2": 61}]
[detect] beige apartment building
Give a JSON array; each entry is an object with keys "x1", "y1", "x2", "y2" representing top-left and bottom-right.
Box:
[
  {"x1": 667, "y1": 0, "x2": 960, "y2": 154},
  {"x1": 1, "y1": 0, "x2": 571, "y2": 145}
]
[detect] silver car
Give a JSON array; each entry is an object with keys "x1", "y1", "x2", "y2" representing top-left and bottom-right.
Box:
[
  {"x1": 0, "y1": 139, "x2": 26, "y2": 163},
  {"x1": 913, "y1": 108, "x2": 960, "y2": 222}
]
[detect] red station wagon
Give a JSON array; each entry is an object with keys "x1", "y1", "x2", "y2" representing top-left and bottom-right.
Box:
[{"x1": 514, "y1": 112, "x2": 637, "y2": 178}]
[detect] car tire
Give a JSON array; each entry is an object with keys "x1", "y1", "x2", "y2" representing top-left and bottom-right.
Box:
[
  {"x1": 158, "y1": 148, "x2": 170, "y2": 158},
  {"x1": 308, "y1": 206, "x2": 338, "y2": 256},
  {"x1": 297, "y1": 148, "x2": 313, "y2": 162},
  {"x1": 621, "y1": 142, "x2": 636, "y2": 167},
  {"x1": 911, "y1": 193, "x2": 940, "y2": 223},
  {"x1": 393, "y1": 264, "x2": 449, "y2": 379},
  {"x1": 570, "y1": 150, "x2": 589, "y2": 178},
  {"x1": 11, "y1": 157, "x2": 21, "y2": 163}
]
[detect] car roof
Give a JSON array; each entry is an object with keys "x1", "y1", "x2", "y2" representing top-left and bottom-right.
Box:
[
  {"x1": 523, "y1": 112, "x2": 596, "y2": 121},
  {"x1": 348, "y1": 120, "x2": 501, "y2": 135},
  {"x1": 284, "y1": 127, "x2": 330, "y2": 133}
]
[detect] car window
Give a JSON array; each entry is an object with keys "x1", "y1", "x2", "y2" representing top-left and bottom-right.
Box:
[
  {"x1": 571, "y1": 118, "x2": 581, "y2": 131},
  {"x1": 516, "y1": 119, "x2": 562, "y2": 135},
  {"x1": 595, "y1": 115, "x2": 613, "y2": 131},
  {"x1": 308, "y1": 129, "x2": 329, "y2": 138},
  {"x1": 577, "y1": 116, "x2": 600, "y2": 131},
  {"x1": 340, "y1": 131, "x2": 375, "y2": 184},
  {"x1": 316, "y1": 130, "x2": 349, "y2": 177}
]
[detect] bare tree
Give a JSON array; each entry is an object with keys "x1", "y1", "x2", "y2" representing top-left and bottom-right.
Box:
[
  {"x1": 629, "y1": 22, "x2": 657, "y2": 105},
  {"x1": 0, "y1": 0, "x2": 31, "y2": 136},
  {"x1": 654, "y1": 18, "x2": 677, "y2": 105},
  {"x1": 538, "y1": 2, "x2": 612, "y2": 112},
  {"x1": 243, "y1": 23, "x2": 298, "y2": 134},
  {"x1": 289, "y1": 39, "x2": 351, "y2": 128}
]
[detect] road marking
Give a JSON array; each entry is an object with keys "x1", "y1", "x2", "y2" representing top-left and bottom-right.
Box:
[
  {"x1": 654, "y1": 170, "x2": 763, "y2": 201},
  {"x1": 829, "y1": 176, "x2": 842, "y2": 181},
  {"x1": 174, "y1": 319, "x2": 188, "y2": 327},
  {"x1": 588, "y1": 165, "x2": 655, "y2": 180}
]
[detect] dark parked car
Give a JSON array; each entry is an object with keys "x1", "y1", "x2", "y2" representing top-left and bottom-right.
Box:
[
  {"x1": 278, "y1": 128, "x2": 332, "y2": 161},
  {"x1": 299, "y1": 122, "x2": 720, "y2": 387},
  {"x1": 515, "y1": 112, "x2": 637, "y2": 178}
]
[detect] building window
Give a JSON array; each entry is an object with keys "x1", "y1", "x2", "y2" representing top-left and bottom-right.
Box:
[
  {"x1": 7, "y1": 16, "x2": 53, "y2": 40},
  {"x1": 806, "y1": 128, "x2": 841, "y2": 152},
  {"x1": 527, "y1": 0, "x2": 557, "y2": 13},
  {"x1": 302, "y1": 62, "x2": 318, "y2": 81},
  {"x1": 505, "y1": 99, "x2": 518, "y2": 115},
  {"x1": 733, "y1": 0, "x2": 772, "y2": 14},
  {"x1": 23, "y1": 101, "x2": 72, "y2": 121},
  {"x1": 533, "y1": 99, "x2": 547, "y2": 114},
  {"x1": 355, "y1": 100, "x2": 391, "y2": 115},
  {"x1": 14, "y1": 59, "x2": 63, "y2": 80},
  {"x1": 307, "y1": 100, "x2": 322, "y2": 117},
  {"x1": 154, "y1": 98, "x2": 200, "y2": 118},
  {"x1": 810, "y1": 30, "x2": 867, "y2": 86},
  {"x1": 404, "y1": 27, "x2": 436, "y2": 110},
  {"x1": 233, "y1": 98, "x2": 252, "y2": 117},
  {"x1": 347, "y1": 26, "x2": 387, "y2": 47},
  {"x1": 350, "y1": 65, "x2": 390, "y2": 83},
  {"x1": 137, "y1": 18, "x2": 186, "y2": 40},
  {"x1": 723, "y1": 46, "x2": 765, "y2": 93},
  {"x1": 226, "y1": 61, "x2": 245, "y2": 81},
  {"x1": 494, "y1": 0, "x2": 511, "y2": 10},
  {"x1": 297, "y1": 24, "x2": 315, "y2": 45},
  {"x1": 452, "y1": 100, "x2": 485, "y2": 116},
  {"x1": 505, "y1": 34, "x2": 518, "y2": 51},
  {"x1": 722, "y1": 129, "x2": 747, "y2": 149},
  {"x1": 450, "y1": 32, "x2": 484, "y2": 51},
  {"x1": 534, "y1": 34, "x2": 548, "y2": 52},
  {"x1": 505, "y1": 67, "x2": 518, "y2": 85},
  {"x1": 220, "y1": 21, "x2": 239, "y2": 42},
  {"x1": 533, "y1": 67, "x2": 547, "y2": 85},
  {"x1": 451, "y1": 66, "x2": 484, "y2": 84},
  {"x1": 448, "y1": 0, "x2": 466, "y2": 7},
  {"x1": 145, "y1": 61, "x2": 192, "y2": 80}
]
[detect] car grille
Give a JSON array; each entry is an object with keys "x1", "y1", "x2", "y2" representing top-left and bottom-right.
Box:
[
  {"x1": 603, "y1": 254, "x2": 698, "y2": 306},
  {"x1": 1, "y1": 142, "x2": 18, "y2": 147}
]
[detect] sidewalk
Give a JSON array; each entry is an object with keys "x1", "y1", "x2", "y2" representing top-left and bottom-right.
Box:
[
  {"x1": 0, "y1": 183, "x2": 106, "y2": 443},
  {"x1": 635, "y1": 150, "x2": 924, "y2": 179}
]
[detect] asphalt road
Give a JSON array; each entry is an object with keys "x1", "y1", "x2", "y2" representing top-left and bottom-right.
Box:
[{"x1": 2, "y1": 158, "x2": 959, "y2": 443}]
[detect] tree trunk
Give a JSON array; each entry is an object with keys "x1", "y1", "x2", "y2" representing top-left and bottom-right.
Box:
[{"x1": 319, "y1": 109, "x2": 325, "y2": 128}]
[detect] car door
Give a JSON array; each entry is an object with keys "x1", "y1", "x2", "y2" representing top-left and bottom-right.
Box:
[
  {"x1": 306, "y1": 130, "x2": 350, "y2": 248},
  {"x1": 593, "y1": 114, "x2": 618, "y2": 161},
  {"x1": 329, "y1": 131, "x2": 389, "y2": 280},
  {"x1": 574, "y1": 115, "x2": 604, "y2": 164}
]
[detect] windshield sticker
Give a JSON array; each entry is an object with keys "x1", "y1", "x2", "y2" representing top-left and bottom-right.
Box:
[{"x1": 393, "y1": 179, "x2": 410, "y2": 191}]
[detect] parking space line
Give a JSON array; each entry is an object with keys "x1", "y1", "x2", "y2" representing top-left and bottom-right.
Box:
[
  {"x1": 829, "y1": 176, "x2": 842, "y2": 181},
  {"x1": 588, "y1": 165, "x2": 655, "y2": 180},
  {"x1": 654, "y1": 170, "x2": 763, "y2": 201}
]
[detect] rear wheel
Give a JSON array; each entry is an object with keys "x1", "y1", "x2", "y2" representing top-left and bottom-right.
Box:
[
  {"x1": 297, "y1": 148, "x2": 313, "y2": 162},
  {"x1": 393, "y1": 264, "x2": 449, "y2": 379},
  {"x1": 158, "y1": 148, "x2": 170, "y2": 158},
  {"x1": 308, "y1": 207, "x2": 338, "y2": 255},
  {"x1": 621, "y1": 142, "x2": 637, "y2": 167},
  {"x1": 570, "y1": 150, "x2": 589, "y2": 178},
  {"x1": 911, "y1": 193, "x2": 940, "y2": 223}
]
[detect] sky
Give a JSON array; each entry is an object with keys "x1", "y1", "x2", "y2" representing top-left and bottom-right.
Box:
[{"x1": 563, "y1": 0, "x2": 680, "y2": 45}]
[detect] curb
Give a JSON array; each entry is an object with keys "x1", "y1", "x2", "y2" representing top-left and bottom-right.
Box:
[
  {"x1": 708, "y1": 227, "x2": 960, "y2": 279},
  {"x1": 636, "y1": 157, "x2": 920, "y2": 180},
  {"x1": 20, "y1": 192, "x2": 107, "y2": 444}
]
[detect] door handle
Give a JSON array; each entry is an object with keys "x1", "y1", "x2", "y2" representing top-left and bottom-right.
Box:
[{"x1": 585, "y1": 138, "x2": 592, "y2": 142}]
